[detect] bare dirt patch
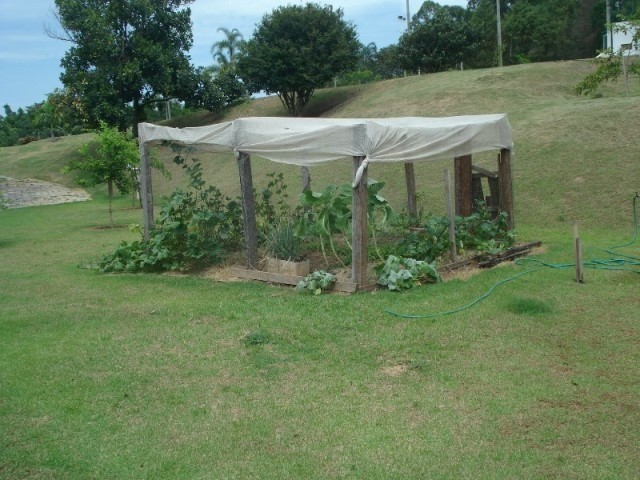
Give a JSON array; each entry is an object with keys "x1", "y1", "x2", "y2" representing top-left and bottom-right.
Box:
[{"x1": 0, "y1": 176, "x2": 90, "y2": 208}]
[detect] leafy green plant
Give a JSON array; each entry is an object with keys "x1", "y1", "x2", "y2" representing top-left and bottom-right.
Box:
[
  {"x1": 255, "y1": 171, "x2": 293, "y2": 230},
  {"x1": 456, "y1": 206, "x2": 515, "y2": 253},
  {"x1": 375, "y1": 256, "x2": 439, "y2": 291},
  {"x1": 297, "y1": 184, "x2": 352, "y2": 266},
  {"x1": 295, "y1": 270, "x2": 337, "y2": 295},
  {"x1": 394, "y1": 204, "x2": 515, "y2": 262},
  {"x1": 296, "y1": 178, "x2": 395, "y2": 265},
  {"x1": 375, "y1": 255, "x2": 441, "y2": 291},
  {"x1": 97, "y1": 147, "x2": 243, "y2": 272},
  {"x1": 395, "y1": 215, "x2": 450, "y2": 262}
]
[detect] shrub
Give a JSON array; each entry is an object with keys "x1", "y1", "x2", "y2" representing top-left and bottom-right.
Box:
[
  {"x1": 97, "y1": 148, "x2": 243, "y2": 273},
  {"x1": 394, "y1": 204, "x2": 515, "y2": 262}
]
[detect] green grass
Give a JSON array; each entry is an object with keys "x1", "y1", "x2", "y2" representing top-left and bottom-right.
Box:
[
  {"x1": 1, "y1": 60, "x2": 640, "y2": 478},
  {"x1": 1, "y1": 199, "x2": 638, "y2": 479}
]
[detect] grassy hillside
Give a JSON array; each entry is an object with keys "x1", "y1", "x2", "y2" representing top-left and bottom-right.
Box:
[
  {"x1": 0, "y1": 133, "x2": 93, "y2": 188},
  {"x1": 151, "y1": 60, "x2": 640, "y2": 234},
  {"x1": 2, "y1": 61, "x2": 638, "y2": 231}
]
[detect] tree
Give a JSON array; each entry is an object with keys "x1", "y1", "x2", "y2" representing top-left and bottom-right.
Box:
[
  {"x1": 205, "y1": 27, "x2": 248, "y2": 107},
  {"x1": 466, "y1": 0, "x2": 507, "y2": 68},
  {"x1": 236, "y1": 3, "x2": 359, "y2": 116},
  {"x1": 375, "y1": 45, "x2": 404, "y2": 79},
  {"x1": 64, "y1": 122, "x2": 139, "y2": 225},
  {"x1": 52, "y1": 0, "x2": 204, "y2": 137},
  {"x1": 503, "y1": 0, "x2": 577, "y2": 63},
  {"x1": 398, "y1": 1, "x2": 477, "y2": 74},
  {"x1": 211, "y1": 27, "x2": 244, "y2": 67}
]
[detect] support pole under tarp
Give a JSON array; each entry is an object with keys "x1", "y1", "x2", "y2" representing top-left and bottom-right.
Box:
[
  {"x1": 352, "y1": 156, "x2": 369, "y2": 289},
  {"x1": 139, "y1": 141, "x2": 154, "y2": 239},
  {"x1": 498, "y1": 148, "x2": 515, "y2": 229},
  {"x1": 404, "y1": 162, "x2": 418, "y2": 220},
  {"x1": 237, "y1": 152, "x2": 259, "y2": 269},
  {"x1": 454, "y1": 154, "x2": 473, "y2": 216}
]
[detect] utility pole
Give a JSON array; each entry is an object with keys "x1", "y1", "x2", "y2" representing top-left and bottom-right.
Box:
[
  {"x1": 606, "y1": 0, "x2": 613, "y2": 51},
  {"x1": 496, "y1": 0, "x2": 503, "y2": 67},
  {"x1": 405, "y1": 0, "x2": 410, "y2": 30}
]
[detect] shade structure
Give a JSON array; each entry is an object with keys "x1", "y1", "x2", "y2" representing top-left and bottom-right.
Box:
[
  {"x1": 138, "y1": 114, "x2": 513, "y2": 167},
  {"x1": 138, "y1": 115, "x2": 515, "y2": 290}
]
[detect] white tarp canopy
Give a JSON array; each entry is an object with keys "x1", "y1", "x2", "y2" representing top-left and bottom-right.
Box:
[{"x1": 138, "y1": 114, "x2": 513, "y2": 167}]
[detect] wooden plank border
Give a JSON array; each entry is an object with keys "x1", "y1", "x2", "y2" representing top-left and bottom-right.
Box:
[{"x1": 229, "y1": 267, "x2": 359, "y2": 294}]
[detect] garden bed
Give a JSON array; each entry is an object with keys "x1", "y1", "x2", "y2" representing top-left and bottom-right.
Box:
[{"x1": 222, "y1": 241, "x2": 542, "y2": 293}]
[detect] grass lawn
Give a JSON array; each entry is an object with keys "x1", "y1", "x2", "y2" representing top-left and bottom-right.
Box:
[
  {"x1": 1, "y1": 60, "x2": 639, "y2": 478},
  {"x1": 1, "y1": 193, "x2": 639, "y2": 479}
]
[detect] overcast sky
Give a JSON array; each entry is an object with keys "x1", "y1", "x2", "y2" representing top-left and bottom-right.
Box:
[{"x1": 0, "y1": 0, "x2": 467, "y2": 110}]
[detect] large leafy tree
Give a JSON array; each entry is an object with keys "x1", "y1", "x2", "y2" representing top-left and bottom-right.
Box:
[
  {"x1": 52, "y1": 0, "x2": 204, "y2": 136},
  {"x1": 398, "y1": 1, "x2": 477, "y2": 74},
  {"x1": 503, "y1": 0, "x2": 577, "y2": 63},
  {"x1": 375, "y1": 45, "x2": 404, "y2": 79},
  {"x1": 236, "y1": 3, "x2": 359, "y2": 116}
]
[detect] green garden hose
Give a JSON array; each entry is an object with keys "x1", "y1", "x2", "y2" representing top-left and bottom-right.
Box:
[{"x1": 385, "y1": 193, "x2": 640, "y2": 319}]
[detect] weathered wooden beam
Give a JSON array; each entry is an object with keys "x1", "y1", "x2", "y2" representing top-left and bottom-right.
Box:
[
  {"x1": 404, "y1": 162, "x2": 418, "y2": 219},
  {"x1": 237, "y1": 152, "x2": 259, "y2": 269},
  {"x1": 352, "y1": 156, "x2": 368, "y2": 290},
  {"x1": 454, "y1": 154, "x2": 473, "y2": 216},
  {"x1": 471, "y1": 164, "x2": 498, "y2": 179},
  {"x1": 139, "y1": 141, "x2": 154, "y2": 239},
  {"x1": 487, "y1": 176, "x2": 500, "y2": 213},
  {"x1": 471, "y1": 173, "x2": 484, "y2": 209},
  {"x1": 444, "y1": 169, "x2": 457, "y2": 262},
  {"x1": 498, "y1": 148, "x2": 515, "y2": 229},
  {"x1": 229, "y1": 267, "x2": 358, "y2": 294}
]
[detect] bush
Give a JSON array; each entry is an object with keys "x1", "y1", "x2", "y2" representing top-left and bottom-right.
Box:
[
  {"x1": 97, "y1": 148, "x2": 243, "y2": 273},
  {"x1": 394, "y1": 204, "x2": 515, "y2": 262}
]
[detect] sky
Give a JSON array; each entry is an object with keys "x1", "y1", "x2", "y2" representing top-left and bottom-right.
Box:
[{"x1": 0, "y1": 0, "x2": 466, "y2": 110}]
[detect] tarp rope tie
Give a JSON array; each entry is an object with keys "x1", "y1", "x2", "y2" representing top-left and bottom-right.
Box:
[
  {"x1": 385, "y1": 193, "x2": 640, "y2": 319},
  {"x1": 352, "y1": 158, "x2": 369, "y2": 188}
]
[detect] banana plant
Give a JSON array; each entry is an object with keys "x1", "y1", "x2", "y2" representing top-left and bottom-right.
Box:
[{"x1": 297, "y1": 184, "x2": 351, "y2": 266}]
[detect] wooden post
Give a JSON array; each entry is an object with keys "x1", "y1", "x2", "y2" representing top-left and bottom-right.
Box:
[
  {"x1": 237, "y1": 152, "x2": 259, "y2": 269},
  {"x1": 574, "y1": 223, "x2": 584, "y2": 284},
  {"x1": 352, "y1": 156, "x2": 368, "y2": 289},
  {"x1": 300, "y1": 166, "x2": 311, "y2": 192},
  {"x1": 454, "y1": 154, "x2": 473, "y2": 216},
  {"x1": 404, "y1": 162, "x2": 418, "y2": 220},
  {"x1": 444, "y1": 169, "x2": 458, "y2": 262},
  {"x1": 139, "y1": 141, "x2": 154, "y2": 239},
  {"x1": 498, "y1": 148, "x2": 515, "y2": 229}
]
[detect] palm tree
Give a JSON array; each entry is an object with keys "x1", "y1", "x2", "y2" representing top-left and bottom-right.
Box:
[
  {"x1": 358, "y1": 42, "x2": 378, "y2": 71},
  {"x1": 210, "y1": 27, "x2": 244, "y2": 66}
]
